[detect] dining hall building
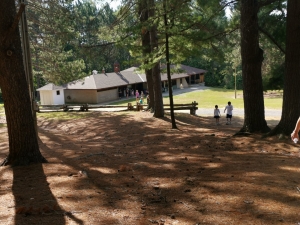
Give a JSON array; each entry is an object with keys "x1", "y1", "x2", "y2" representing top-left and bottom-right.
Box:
[{"x1": 37, "y1": 62, "x2": 207, "y2": 105}]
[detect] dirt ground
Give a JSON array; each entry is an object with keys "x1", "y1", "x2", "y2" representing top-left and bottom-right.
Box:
[{"x1": 0, "y1": 111, "x2": 300, "y2": 225}]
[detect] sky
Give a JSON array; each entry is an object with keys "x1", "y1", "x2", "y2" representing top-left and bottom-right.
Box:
[
  {"x1": 102, "y1": 0, "x2": 120, "y2": 10},
  {"x1": 102, "y1": 1, "x2": 232, "y2": 17},
  {"x1": 100, "y1": 1, "x2": 232, "y2": 17}
]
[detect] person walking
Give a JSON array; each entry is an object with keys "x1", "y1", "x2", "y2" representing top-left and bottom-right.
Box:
[
  {"x1": 224, "y1": 101, "x2": 233, "y2": 125},
  {"x1": 214, "y1": 105, "x2": 221, "y2": 125},
  {"x1": 135, "y1": 90, "x2": 139, "y2": 103},
  {"x1": 291, "y1": 117, "x2": 300, "y2": 143}
]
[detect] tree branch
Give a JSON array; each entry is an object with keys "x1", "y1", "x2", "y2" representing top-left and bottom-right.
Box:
[
  {"x1": 258, "y1": 0, "x2": 281, "y2": 8},
  {"x1": 258, "y1": 26, "x2": 285, "y2": 54}
]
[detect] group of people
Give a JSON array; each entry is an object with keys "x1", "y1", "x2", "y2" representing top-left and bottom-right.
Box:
[
  {"x1": 213, "y1": 101, "x2": 300, "y2": 145},
  {"x1": 119, "y1": 88, "x2": 134, "y2": 99},
  {"x1": 118, "y1": 88, "x2": 149, "y2": 100},
  {"x1": 135, "y1": 90, "x2": 150, "y2": 105},
  {"x1": 213, "y1": 101, "x2": 233, "y2": 125}
]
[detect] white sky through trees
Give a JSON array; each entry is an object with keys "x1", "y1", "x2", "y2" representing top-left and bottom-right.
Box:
[{"x1": 102, "y1": 0, "x2": 120, "y2": 9}]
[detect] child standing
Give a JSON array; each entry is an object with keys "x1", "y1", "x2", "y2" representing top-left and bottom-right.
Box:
[
  {"x1": 139, "y1": 97, "x2": 143, "y2": 104},
  {"x1": 224, "y1": 101, "x2": 233, "y2": 125},
  {"x1": 214, "y1": 105, "x2": 221, "y2": 125},
  {"x1": 135, "y1": 90, "x2": 139, "y2": 102}
]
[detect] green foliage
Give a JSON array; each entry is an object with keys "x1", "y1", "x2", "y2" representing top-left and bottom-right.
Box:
[
  {"x1": 258, "y1": 0, "x2": 286, "y2": 91},
  {"x1": 39, "y1": 48, "x2": 86, "y2": 85},
  {"x1": 28, "y1": 0, "x2": 131, "y2": 88},
  {"x1": 262, "y1": 63, "x2": 285, "y2": 91},
  {"x1": 28, "y1": 0, "x2": 86, "y2": 86},
  {"x1": 25, "y1": 0, "x2": 287, "y2": 94}
]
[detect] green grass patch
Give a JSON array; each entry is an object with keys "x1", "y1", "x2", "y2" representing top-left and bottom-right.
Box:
[
  {"x1": 0, "y1": 104, "x2": 4, "y2": 113},
  {"x1": 37, "y1": 111, "x2": 89, "y2": 120},
  {"x1": 111, "y1": 87, "x2": 283, "y2": 109},
  {"x1": 168, "y1": 87, "x2": 282, "y2": 109},
  {"x1": 168, "y1": 88, "x2": 245, "y2": 108},
  {"x1": 111, "y1": 98, "x2": 137, "y2": 106},
  {"x1": 263, "y1": 98, "x2": 283, "y2": 109}
]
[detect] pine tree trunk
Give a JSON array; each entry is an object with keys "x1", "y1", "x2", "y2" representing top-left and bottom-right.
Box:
[
  {"x1": 0, "y1": 1, "x2": 47, "y2": 166},
  {"x1": 139, "y1": 0, "x2": 154, "y2": 110},
  {"x1": 164, "y1": 0, "x2": 177, "y2": 129},
  {"x1": 240, "y1": 0, "x2": 269, "y2": 133},
  {"x1": 270, "y1": 0, "x2": 300, "y2": 135},
  {"x1": 149, "y1": 0, "x2": 164, "y2": 118},
  {"x1": 145, "y1": 69, "x2": 155, "y2": 109}
]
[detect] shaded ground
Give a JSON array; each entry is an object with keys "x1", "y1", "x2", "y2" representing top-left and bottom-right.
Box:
[{"x1": 0, "y1": 111, "x2": 299, "y2": 225}]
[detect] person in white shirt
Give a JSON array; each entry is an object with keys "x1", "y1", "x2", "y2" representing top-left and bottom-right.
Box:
[
  {"x1": 224, "y1": 101, "x2": 233, "y2": 125},
  {"x1": 214, "y1": 105, "x2": 221, "y2": 125},
  {"x1": 291, "y1": 117, "x2": 300, "y2": 142}
]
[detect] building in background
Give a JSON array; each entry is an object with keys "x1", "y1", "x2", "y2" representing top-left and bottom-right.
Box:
[{"x1": 37, "y1": 63, "x2": 206, "y2": 105}]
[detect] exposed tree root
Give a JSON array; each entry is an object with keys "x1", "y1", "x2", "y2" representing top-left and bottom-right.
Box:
[
  {"x1": 235, "y1": 124, "x2": 271, "y2": 136},
  {"x1": 233, "y1": 132, "x2": 252, "y2": 136},
  {"x1": 1, "y1": 156, "x2": 48, "y2": 167}
]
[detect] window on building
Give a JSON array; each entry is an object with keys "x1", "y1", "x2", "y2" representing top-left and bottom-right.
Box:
[{"x1": 56, "y1": 90, "x2": 60, "y2": 95}]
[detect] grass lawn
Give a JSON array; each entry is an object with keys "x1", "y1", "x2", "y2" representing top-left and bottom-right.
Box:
[
  {"x1": 173, "y1": 88, "x2": 283, "y2": 109},
  {"x1": 171, "y1": 88, "x2": 245, "y2": 108},
  {"x1": 113, "y1": 87, "x2": 283, "y2": 110},
  {"x1": 37, "y1": 111, "x2": 89, "y2": 120}
]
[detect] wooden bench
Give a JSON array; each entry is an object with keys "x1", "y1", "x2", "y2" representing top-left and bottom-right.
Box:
[
  {"x1": 80, "y1": 104, "x2": 127, "y2": 111},
  {"x1": 164, "y1": 101, "x2": 198, "y2": 115},
  {"x1": 127, "y1": 102, "x2": 148, "y2": 111},
  {"x1": 35, "y1": 104, "x2": 65, "y2": 112}
]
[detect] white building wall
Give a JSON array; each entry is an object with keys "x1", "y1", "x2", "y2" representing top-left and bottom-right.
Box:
[
  {"x1": 176, "y1": 78, "x2": 189, "y2": 88},
  {"x1": 52, "y1": 89, "x2": 65, "y2": 104},
  {"x1": 64, "y1": 90, "x2": 98, "y2": 103},
  {"x1": 97, "y1": 88, "x2": 118, "y2": 103},
  {"x1": 39, "y1": 90, "x2": 53, "y2": 105}
]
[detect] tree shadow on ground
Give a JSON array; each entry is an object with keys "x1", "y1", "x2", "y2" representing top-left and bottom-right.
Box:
[
  {"x1": 12, "y1": 162, "x2": 70, "y2": 225},
  {"x1": 1, "y1": 111, "x2": 299, "y2": 224},
  {"x1": 35, "y1": 112, "x2": 300, "y2": 224}
]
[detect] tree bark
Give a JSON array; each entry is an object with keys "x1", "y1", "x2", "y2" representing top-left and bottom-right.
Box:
[
  {"x1": 240, "y1": 0, "x2": 269, "y2": 133},
  {"x1": 139, "y1": 0, "x2": 154, "y2": 110},
  {"x1": 270, "y1": 0, "x2": 300, "y2": 135},
  {"x1": 164, "y1": 0, "x2": 177, "y2": 129},
  {"x1": 149, "y1": 0, "x2": 164, "y2": 118},
  {"x1": 0, "y1": 1, "x2": 47, "y2": 166}
]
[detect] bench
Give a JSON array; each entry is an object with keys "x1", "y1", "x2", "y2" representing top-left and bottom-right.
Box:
[
  {"x1": 164, "y1": 101, "x2": 198, "y2": 115},
  {"x1": 35, "y1": 104, "x2": 65, "y2": 112},
  {"x1": 127, "y1": 102, "x2": 149, "y2": 111},
  {"x1": 127, "y1": 101, "x2": 198, "y2": 115}
]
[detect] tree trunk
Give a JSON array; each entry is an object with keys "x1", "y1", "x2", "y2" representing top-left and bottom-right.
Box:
[
  {"x1": 145, "y1": 68, "x2": 155, "y2": 110},
  {"x1": 270, "y1": 0, "x2": 300, "y2": 135},
  {"x1": 139, "y1": 0, "x2": 154, "y2": 110},
  {"x1": 164, "y1": 0, "x2": 177, "y2": 129},
  {"x1": 149, "y1": 0, "x2": 164, "y2": 118},
  {"x1": 240, "y1": 0, "x2": 269, "y2": 133},
  {"x1": 0, "y1": 1, "x2": 47, "y2": 166}
]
